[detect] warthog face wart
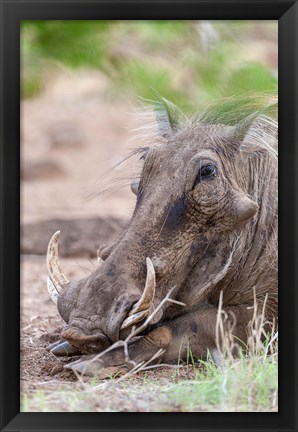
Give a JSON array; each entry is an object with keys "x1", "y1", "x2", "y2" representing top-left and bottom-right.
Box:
[{"x1": 46, "y1": 96, "x2": 277, "y2": 368}]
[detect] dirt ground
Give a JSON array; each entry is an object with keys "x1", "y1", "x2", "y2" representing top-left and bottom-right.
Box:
[
  {"x1": 21, "y1": 255, "x2": 200, "y2": 412},
  {"x1": 21, "y1": 71, "x2": 138, "y2": 224},
  {"x1": 20, "y1": 73, "x2": 190, "y2": 412}
]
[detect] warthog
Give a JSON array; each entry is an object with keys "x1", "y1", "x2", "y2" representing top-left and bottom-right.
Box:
[{"x1": 46, "y1": 96, "x2": 278, "y2": 374}]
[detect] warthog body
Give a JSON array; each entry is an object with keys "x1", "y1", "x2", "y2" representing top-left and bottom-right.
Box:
[{"x1": 46, "y1": 97, "x2": 277, "y2": 373}]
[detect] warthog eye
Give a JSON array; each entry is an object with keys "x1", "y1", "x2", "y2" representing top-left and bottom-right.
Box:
[{"x1": 196, "y1": 162, "x2": 217, "y2": 184}]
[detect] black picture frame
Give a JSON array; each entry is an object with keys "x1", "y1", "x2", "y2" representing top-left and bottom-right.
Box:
[{"x1": 0, "y1": 1, "x2": 297, "y2": 431}]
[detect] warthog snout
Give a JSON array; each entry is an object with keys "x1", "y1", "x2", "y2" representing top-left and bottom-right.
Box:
[{"x1": 46, "y1": 232, "x2": 158, "y2": 353}]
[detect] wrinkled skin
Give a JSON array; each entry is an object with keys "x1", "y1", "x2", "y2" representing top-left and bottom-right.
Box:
[{"x1": 48, "y1": 111, "x2": 278, "y2": 373}]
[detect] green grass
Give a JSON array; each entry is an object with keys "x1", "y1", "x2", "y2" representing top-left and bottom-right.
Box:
[
  {"x1": 164, "y1": 352, "x2": 278, "y2": 412},
  {"x1": 21, "y1": 20, "x2": 278, "y2": 106},
  {"x1": 21, "y1": 346, "x2": 278, "y2": 412}
]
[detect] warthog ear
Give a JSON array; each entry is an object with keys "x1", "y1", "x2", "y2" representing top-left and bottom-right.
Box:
[
  {"x1": 151, "y1": 90, "x2": 189, "y2": 137},
  {"x1": 226, "y1": 114, "x2": 278, "y2": 160}
]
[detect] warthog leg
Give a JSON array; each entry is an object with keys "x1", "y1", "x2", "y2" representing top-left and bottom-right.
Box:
[{"x1": 66, "y1": 304, "x2": 254, "y2": 375}]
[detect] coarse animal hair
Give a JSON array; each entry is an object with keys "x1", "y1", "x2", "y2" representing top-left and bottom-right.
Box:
[{"x1": 131, "y1": 92, "x2": 277, "y2": 158}]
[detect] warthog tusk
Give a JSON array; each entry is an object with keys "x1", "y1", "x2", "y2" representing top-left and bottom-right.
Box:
[
  {"x1": 130, "y1": 257, "x2": 156, "y2": 314},
  {"x1": 120, "y1": 310, "x2": 148, "y2": 330},
  {"x1": 120, "y1": 257, "x2": 156, "y2": 330},
  {"x1": 47, "y1": 277, "x2": 59, "y2": 305},
  {"x1": 46, "y1": 231, "x2": 69, "y2": 303}
]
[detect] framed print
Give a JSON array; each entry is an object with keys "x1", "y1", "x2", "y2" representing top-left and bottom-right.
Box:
[{"x1": 0, "y1": 0, "x2": 297, "y2": 431}]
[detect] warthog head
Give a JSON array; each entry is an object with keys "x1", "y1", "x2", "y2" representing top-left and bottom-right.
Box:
[{"x1": 47, "y1": 97, "x2": 277, "y2": 356}]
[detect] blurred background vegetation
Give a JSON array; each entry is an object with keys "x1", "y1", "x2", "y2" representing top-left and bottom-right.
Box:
[{"x1": 21, "y1": 20, "x2": 277, "y2": 110}]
